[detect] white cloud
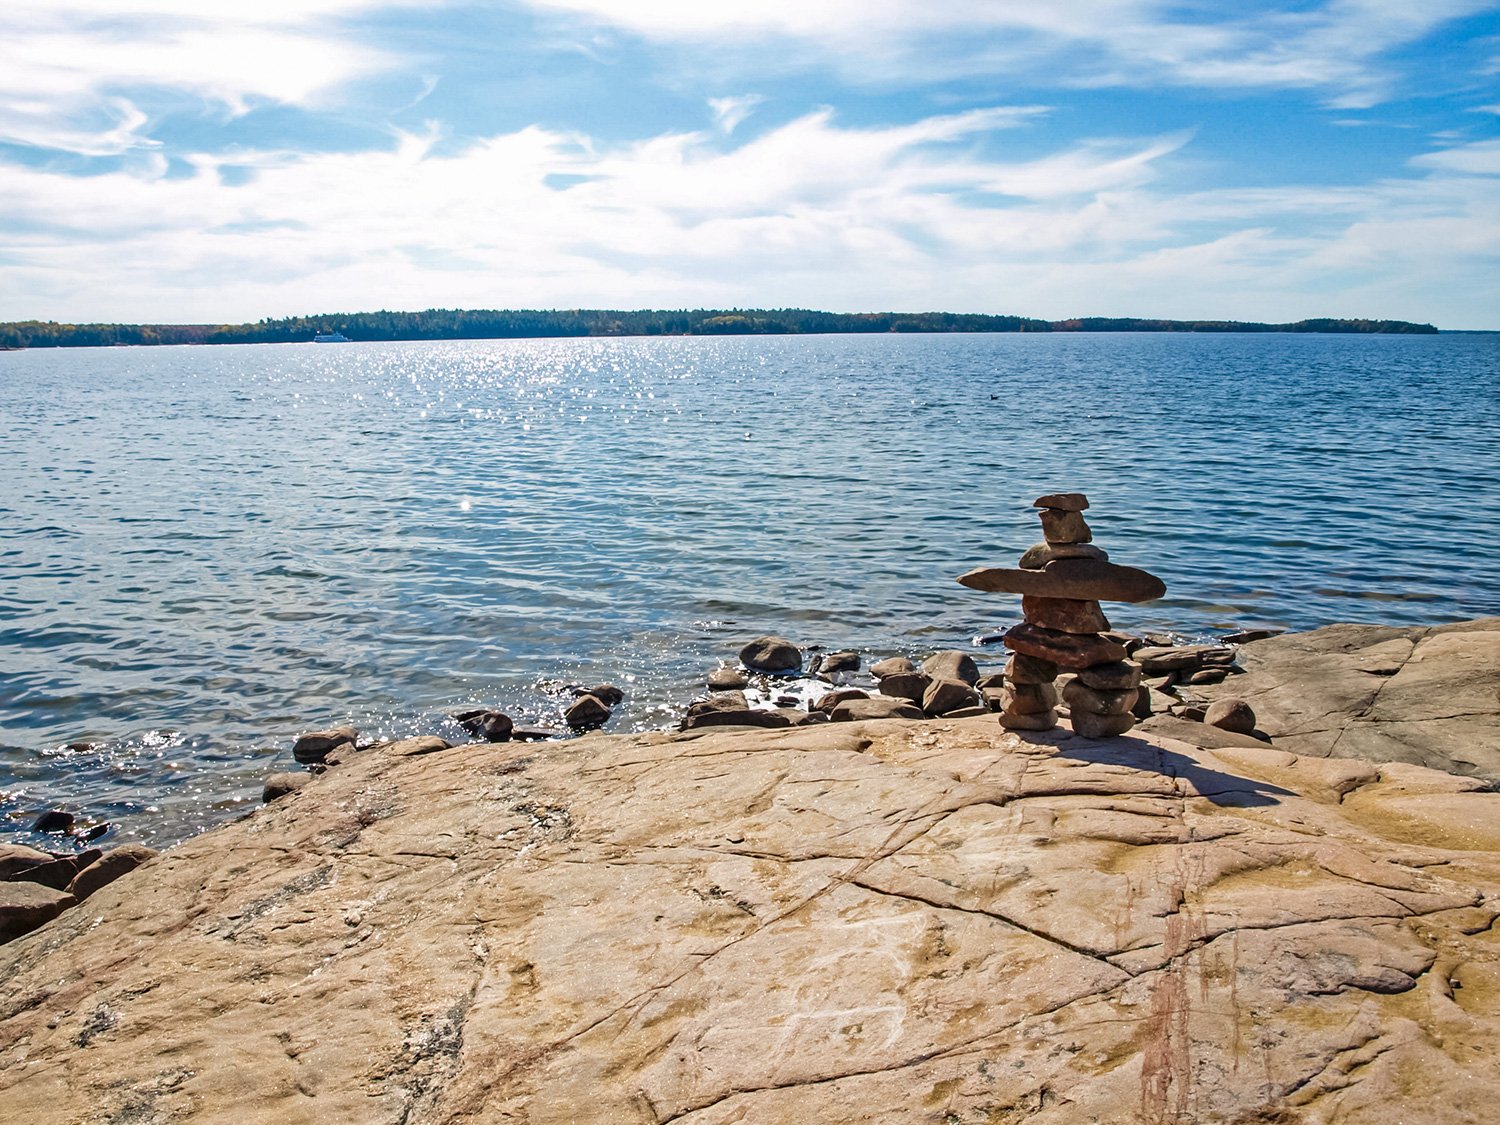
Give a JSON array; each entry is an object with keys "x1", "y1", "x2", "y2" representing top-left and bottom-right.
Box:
[
  {"x1": 2, "y1": 105, "x2": 1495, "y2": 328},
  {"x1": 1412, "y1": 138, "x2": 1500, "y2": 175},
  {"x1": 708, "y1": 95, "x2": 764, "y2": 135},
  {"x1": 0, "y1": 2, "x2": 426, "y2": 154}
]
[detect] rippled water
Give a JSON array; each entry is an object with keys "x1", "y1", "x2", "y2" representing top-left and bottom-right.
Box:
[{"x1": 2, "y1": 332, "x2": 1497, "y2": 846}]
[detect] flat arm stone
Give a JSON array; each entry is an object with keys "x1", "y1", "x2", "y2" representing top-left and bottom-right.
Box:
[{"x1": 957, "y1": 558, "x2": 1167, "y2": 604}]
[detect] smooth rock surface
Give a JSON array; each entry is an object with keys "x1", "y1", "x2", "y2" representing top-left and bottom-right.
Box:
[
  {"x1": 1004, "y1": 623, "x2": 1129, "y2": 669},
  {"x1": 0, "y1": 882, "x2": 75, "y2": 945},
  {"x1": 262, "y1": 773, "x2": 313, "y2": 803},
  {"x1": 1205, "y1": 698, "x2": 1258, "y2": 735},
  {"x1": 1021, "y1": 595, "x2": 1110, "y2": 634},
  {"x1": 738, "y1": 636, "x2": 802, "y2": 674},
  {"x1": 1197, "y1": 618, "x2": 1500, "y2": 779},
  {"x1": 706, "y1": 667, "x2": 749, "y2": 691},
  {"x1": 829, "y1": 697, "x2": 924, "y2": 722},
  {"x1": 1017, "y1": 541, "x2": 1108, "y2": 570},
  {"x1": 67, "y1": 845, "x2": 158, "y2": 902},
  {"x1": 920, "y1": 678, "x2": 979, "y2": 717},
  {"x1": 875, "y1": 671, "x2": 930, "y2": 705},
  {"x1": 6, "y1": 693, "x2": 1500, "y2": 1120},
  {"x1": 292, "y1": 726, "x2": 357, "y2": 765},
  {"x1": 868, "y1": 657, "x2": 915, "y2": 680},
  {"x1": 920, "y1": 651, "x2": 980, "y2": 686},
  {"x1": 958, "y1": 558, "x2": 1167, "y2": 604}
]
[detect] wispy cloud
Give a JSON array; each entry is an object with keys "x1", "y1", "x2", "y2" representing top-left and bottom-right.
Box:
[{"x1": 708, "y1": 94, "x2": 764, "y2": 135}]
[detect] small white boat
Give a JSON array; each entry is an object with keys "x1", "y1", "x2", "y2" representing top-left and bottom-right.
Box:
[{"x1": 313, "y1": 331, "x2": 350, "y2": 343}]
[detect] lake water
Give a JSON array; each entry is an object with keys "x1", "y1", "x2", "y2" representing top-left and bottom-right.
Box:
[{"x1": 3, "y1": 331, "x2": 1498, "y2": 847}]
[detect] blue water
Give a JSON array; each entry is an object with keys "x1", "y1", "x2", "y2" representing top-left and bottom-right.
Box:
[{"x1": 2, "y1": 332, "x2": 1498, "y2": 846}]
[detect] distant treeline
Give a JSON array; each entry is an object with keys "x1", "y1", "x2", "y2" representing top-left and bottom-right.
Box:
[{"x1": 0, "y1": 308, "x2": 1438, "y2": 349}]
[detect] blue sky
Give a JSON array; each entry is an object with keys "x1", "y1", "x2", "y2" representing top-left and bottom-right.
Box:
[{"x1": 2, "y1": 1, "x2": 1498, "y2": 326}]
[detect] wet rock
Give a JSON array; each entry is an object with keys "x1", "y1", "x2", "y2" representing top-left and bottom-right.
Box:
[
  {"x1": 738, "y1": 636, "x2": 802, "y2": 674},
  {"x1": 1070, "y1": 710, "x2": 1136, "y2": 738},
  {"x1": 923, "y1": 678, "x2": 981, "y2": 717},
  {"x1": 1221, "y1": 628, "x2": 1285, "y2": 644},
  {"x1": 0, "y1": 845, "x2": 53, "y2": 881},
  {"x1": 1004, "y1": 623, "x2": 1128, "y2": 670},
  {"x1": 814, "y1": 689, "x2": 869, "y2": 714},
  {"x1": 1039, "y1": 508, "x2": 1092, "y2": 544},
  {"x1": 1077, "y1": 660, "x2": 1142, "y2": 691},
  {"x1": 1001, "y1": 683, "x2": 1059, "y2": 715},
  {"x1": 67, "y1": 845, "x2": 158, "y2": 902},
  {"x1": 1, "y1": 882, "x2": 76, "y2": 945},
  {"x1": 706, "y1": 667, "x2": 748, "y2": 691},
  {"x1": 690, "y1": 692, "x2": 749, "y2": 716},
  {"x1": 921, "y1": 651, "x2": 980, "y2": 686},
  {"x1": 263, "y1": 773, "x2": 313, "y2": 803},
  {"x1": 564, "y1": 694, "x2": 612, "y2": 731},
  {"x1": 819, "y1": 651, "x2": 860, "y2": 674},
  {"x1": 959, "y1": 559, "x2": 1166, "y2": 604},
  {"x1": 1205, "y1": 698, "x2": 1258, "y2": 735},
  {"x1": 1004, "y1": 653, "x2": 1058, "y2": 684},
  {"x1": 869, "y1": 657, "x2": 916, "y2": 680},
  {"x1": 454, "y1": 710, "x2": 514, "y2": 742},
  {"x1": 877, "y1": 672, "x2": 931, "y2": 705},
  {"x1": 829, "y1": 697, "x2": 924, "y2": 722},
  {"x1": 76, "y1": 823, "x2": 110, "y2": 843},
  {"x1": 511, "y1": 726, "x2": 565, "y2": 742},
  {"x1": 293, "y1": 726, "x2": 357, "y2": 765},
  {"x1": 579, "y1": 684, "x2": 625, "y2": 707},
  {"x1": 1033, "y1": 491, "x2": 1089, "y2": 511},
  {"x1": 1021, "y1": 596, "x2": 1110, "y2": 635},
  {"x1": 1017, "y1": 542, "x2": 1109, "y2": 570},
  {"x1": 1062, "y1": 680, "x2": 1138, "y2": 718},
  {"x1": 31, "y1": 811, "x2": 75, "y2": 835}
]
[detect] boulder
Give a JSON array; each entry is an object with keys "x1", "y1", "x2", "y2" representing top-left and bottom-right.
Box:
[
  {"x1": 292, "y1": 726, "x2": 357, "y2": 765},
  {"x1": 1205, "y1": 698, "x2": 1257, "y2": 735},
  {"x1": 818, "y1": 651, "x2": 860, "y2": 674},
  {"x1": 10, "y1": 851, "x2": 101, "y2": 892},
  {"x1": 999, "y1": 708, "x2": 1058, "y2": 730},
  {"x1": 738, "y1": 636, "x2": 802, "y2": 674},
  {"x1": 813, "y1": 689, "x2": 869, "y2": 714},
  {"x1": 0, "y1": 844, "x2": 53, "y2": 881},
  {"x1": 680, "y1": 708, "x2": 792, "y2": 731},
  {"x1": 706, "y1": 667, "x2": 748, "y2": 691},
  {"x1": 67, "y1": 845, "x2": 158, "y2": 902},
  {"x1": 263, "y1": 773, "x2": 313, "y2": 803},
  {"x1": 1070, "y1": 711, "x2": 1136, "y2": 738},
  {"x1": 454, "y1": 710, "x2": 514, "y2": 742},
  {"x1": 564, "y1": 695, "x2": 612, "y2": 731},
  {"x1": 30, "y1": 810, "x2": 74, "y2": 835},
  {"x1": 877, "y1": 672, "x2": 930, "y2": 705},
  {"x1": 921, "y1": 651, "x2": 980, "y2": 686},
  {"x1": 975, "y1": 671, "x2": 1007, "y2": 690},
  {"x1": 869, "y1": 657, "x2": 915, "y2": 680},
  {"x1": 1039, "y1": 508, "x2": 1092, "y2": 544},
  {"x1": 1033, "y1": 491, "x2": 1089, "y2": 510},
  {"x1": 1003, "y1": 623, "x2": 1128, "y2": 670},
  {"x1": 1062, "y1": 679, "x2": 1138, "y2": 717},
  {"x1": 1188, "y1": 668, "x2": 1228, "y2": 685},
  {"x1": 1001, "y1": 683, "x2": 1059, "y2": 715},
  {"x1": 922, "y1": 678, "x2": 980, "y2": 716},
  {"x1": 383, "y1": 737, "x2": 452, "y2": 758},
  {"x1": 579, "y1": 684, "x2": 625, "y2": 707},
  {"x1": 1, "y1": 882, "x2": 75, "y2": 945},
  {"x1": 958, "y1": 559, "x2": 1166, "y2": 604},
  {"x1": 1021, "y1": 596, "x2": 1110, "y2": 635},
  {"x1": 829, "y1": 697, "x2": 924, "y2": 722},
  {"x1": 1017, "y1": 542, "x2": 1109, "y2": 570}
]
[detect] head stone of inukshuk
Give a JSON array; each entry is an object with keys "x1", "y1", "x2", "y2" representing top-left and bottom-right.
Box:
[{"x1": 957, "y1": 492, "x2": 1166, "y2": 736}]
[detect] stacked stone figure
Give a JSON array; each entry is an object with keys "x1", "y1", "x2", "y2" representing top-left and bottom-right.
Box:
[{"x1": 957, "y1": 492, "x2": 1166, "y2": 738}]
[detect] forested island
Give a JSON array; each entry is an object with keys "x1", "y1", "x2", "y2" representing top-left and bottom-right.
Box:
[{"x1": 0, "y1": 308, "x2": 1438, "y2": 349}]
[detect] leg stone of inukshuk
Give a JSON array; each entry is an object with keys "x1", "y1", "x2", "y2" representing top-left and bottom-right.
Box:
[{"x1": 957, "y1": 492, "x2": 1166, "y2": 737}]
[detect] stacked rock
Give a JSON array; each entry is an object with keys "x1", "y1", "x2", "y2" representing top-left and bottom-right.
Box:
[{"x1": 957, "y1": 492, "x2": 1166, "y2": 738}]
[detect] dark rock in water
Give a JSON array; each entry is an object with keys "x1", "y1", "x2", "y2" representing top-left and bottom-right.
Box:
[
  {"x1": 511, "y1": 726, "x2": 565, "y2": 742},
  {"x1": 1, "y1": 882, "x2": 76, "y2": 945},
  {"x1": 564, "y1": 694, "x2": 612, "y2": 731},
  {"x1": 830, "y1": 697, "x2": 924, "y2": 722},
  {"x1": 579, "y1": 684, "x2": 625, "y2": 707},
  {"x1": 1017, "y1": 542, "x2": 1109, "y2": 570},
  {"x1": 972, "y1": 632, "x2": 1008, "y2": 646},
  {"x1": 819, "y1": 651, "x2": 860, "y2": 674},
  {"x1": 263, "y1": 773, "x2": 313, "y2": 803},
  {"x1": 814, "y1": 688, "x2": 869, "y2": 714},
  {"x1": 877, "y1": 672, "x2": 931, "y2": 705},
  {"x1": 959, "y1": 559, "x2": 1166, "y2": 604},
  {"x1": 1021, "y1": 596, "x2": 1110, "y2": 635},
  {"x1": 1002, "y1": 683, "x2": 1058, "y2": 715},
  {"x1": 681, "y1": 708, "x2": 792, "y2": 731},
  {"x1": 1221, "y1": 628, "x2": 1285, "y2": 645},
  {"x1": 453, "y1": 710, "x2": 514, "y2": 742},
  {"x1": 77, "y1": 823, "x2": 110, "y2": 842},
  {"x1": 1071, "y1": 711, "x2": 1136, "y2": 738},
  {"x1": 1062, "y1": 680, "x2": 1137, "y2": 717},
  {"x1": 869, "y1": 657, "x2": 916, "y2": 680},
  {"x1": 1206, "y1": 699, "x2": 1258, "y2": 735},
  {"x1": 67, "y1": 845, "x2": 158, "y2": 902},
  {"x1": 1033, "y1": 492, "x2": 1089, "y2": 511},
  {"x1": 1039, "y1": 508, "x2": 1092, "y2": 545},
  {"x1": 706, "y1": 667, "x2": 748, "y2": 691},
  {"x1": 1004, "y1": 624, "x2": 1128, "y2": 670},
  {"x1": 0, "y1": 845, "x2": 53, "y2": 881},
  {"x1": 31, "y1": 811, "x2": 74, "y2": 835},
  {"x1": 738, "y1": 636, "x2": 802, "y2": 674},
  {"x1": 13, "y1": 851, "x2": 101, "y2": 892},
  {"x1": 293, "y1": 726, "x2": 357, "y2": 764},
  {"x1": 922, "y1": 651, "x2": 980, "y2": 686},
  {"x1": 1004, "y1": 653, "x2": 1059, "y2": 685},
  {"x1": 999, "y1": 709, "x2": 1057, "y2": 731},
  {"x1": 923, "y1": 678, "x2": 980, "y2": 716},
  {"x1": 1077, "y1": 660, "x2": 1143, "y2": 691}
]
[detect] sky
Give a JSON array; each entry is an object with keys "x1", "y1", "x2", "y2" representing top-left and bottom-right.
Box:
[{"x1": 2, "y1": 2, "x2": 1498, "y2": 327}]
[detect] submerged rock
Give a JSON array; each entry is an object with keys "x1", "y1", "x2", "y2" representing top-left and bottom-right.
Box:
[{"x1": 292, "y1": 726, "x2": 357, "y2": 764}]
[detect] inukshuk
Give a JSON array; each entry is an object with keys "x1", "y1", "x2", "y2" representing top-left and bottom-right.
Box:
[{"x1": 956, "y1": 492, "x2": 1166, "y2": 738}]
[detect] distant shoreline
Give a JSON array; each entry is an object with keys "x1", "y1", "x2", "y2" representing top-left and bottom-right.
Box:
[{"x1": 0, "y1": 308, "x2": 1442, "y2": 350}]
